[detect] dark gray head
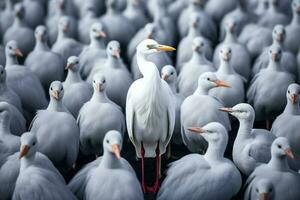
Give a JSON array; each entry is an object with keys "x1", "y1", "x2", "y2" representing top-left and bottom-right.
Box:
[
  {"x1": 0, "y1": 65, "x2": 6, "y2": 83},
  {"x1": 253, "y1": 179, "x2": 274, "y2": 200},
  {"x1": 49, "y1": 81, "x2": 64, "y2": 101},
  {"x1": 66, "y1": 56, "x2": 80, "y2": 72},
  {"x1": 198, "y1": 72, "x2": 231, "y2": 91},
  {"x1": 286, "y1": 83, "x2": 300, "y2": 104},
  {"x1": 19, "y1": 132, "x2": 38, "y2": 159},
  {"x1": 90, "y1": 22, "x2": 107, "y2": 40},
  {"x1": 103, "y1": 130, "x2": 123, "y2": 159},
  {"x1": 35, "y1": 25, "x2": 48, "y2": 42},
  {"x1": 268, "y1": 46, "x2": 282, "y2": 62},
  {"x1": 93, "y1": 73, "x2": 106, "y2": 92},
  {"x1": 292, "y1": 0, "x2": 300, "y2": 14},
  {"x1": 14, "y1": 3, "x2": 25, "y2": 18},
  {"x1": 272, "y1": 25, "x2": 285, "y2": 43},
  {"x1": 271, "y1": 137, "x2": 294, "y2": 159},
  {"x1": 0, "y1": 102, "x2": 12, "y2": 122},
  {"x1": 58, "y1": 16, "x2": 71, "y2": 34},
  {"x1": 5, "y1": 41, "x2": 23, "y2": 58},
  {"x1": 106, "y1": 40, "x2": 121, "y2": 58},
  {"x1": 192, "y1": 37, "x2": 206, "y2": 54},
  {"x1": 219, "y1": 103, "x2": 255, "y2": 122},
  {"x1": 145, "y1": 23, "x2": 157, "y2": 39},
  {"x1": 189, "y1": 13, "x2": 200, "y2": 29},
  {"x1": 219, "y1": 46, "x2": 232, "y2": 62},
  {"x1": 161, "y1": 65, "x2": 177, "y2": 84},
  {"x1": 224, "y1": 18, "x2": 237, "y2": 34}
]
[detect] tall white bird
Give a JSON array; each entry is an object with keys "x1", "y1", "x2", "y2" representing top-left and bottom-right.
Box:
[{"x1": 126, "y1": 39, "x2": 176, "y2": 193}]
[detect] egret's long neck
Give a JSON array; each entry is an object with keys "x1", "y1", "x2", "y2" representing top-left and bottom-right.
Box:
[
  {"x1": 224, "y1": 31, "x2": 237, "y2": 43},
  {"x1": 283, "y1": 100, "x2": 300, "y2": 115},
  {"x1": 47, "y1": 98, "x2": 66, "y2": 112},
  {"x1": 217, "y1": 59, "x2": 235, "y2": 75},
  {"x1": 20, "y1": 154, "x2": 36, "y2": 171},
  {"x1": 204, "y1": 141, "x2": 226, "y2": 162},
  {"x1": 292, "y1": 10, "x2": 300, "y2": 25},
  {"x1": 5, "y1": 55, "x2": 19, "y2": 67},
  {"x1": 268, "y1": 155, "x2": 290, "y2": 171},
  {"x1": 236, "y1": 118, "x2": 254, "y2": 138},
  {"x1": 65, "y1": 70, "x2": 82, "y2": 84},
  {"x1": 100, "y1": 151, "x2": 121, "y2": 169},
  {"x1": 137, "y1": 51, "x2": 160, "y2": 80},
  {"x1": 0, "y1": 116, "x2": 10, "y2": 134},
  {"x1": 34, "y1": 39, "x2": 50, "y2": 51},
  {"x1": 191, "y1": 51, "x2": 207, "y2": 64},
  {"x1": 90, "y1": 37, "x2": 106, "y2": 49},
  {"x1": 91, "y1": 90, "x2": 110, "y2": 103}
]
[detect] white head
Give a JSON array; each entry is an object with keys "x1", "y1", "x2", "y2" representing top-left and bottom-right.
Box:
[
  {"x1": 58, "y1": 16, "x2": 70, "y2": 34},
  {"x1": 192, "y1": 37, "x2": 206, "y2": 54},
  {"x1": 66, "y1": 56, "x2": 80, "y2": 72},
  {"x1": 35, "y1": 25, "x2": 48, "y2": 42},
  {"x1": 106, "y1": 40, "x2": 121, "y2": 59},
  {"x1": 219, "y1": 46, "x2": 232, "y2": 62},
  {"x1": 271, "y1": 137, "x2": 294, "y2": 159},
  {"x1": 103, "y1": 130, "x2": 123, "y2": 159},
  {"x1": 93, "y1": 73, "x2": 106, "y2": 92},
  {"x1": 268, "y1": 45, "x2": 282, "y2": 62},
  {"x1": 49, "y1": 81, "x2": 64, "y2": 101},
  {"x1": 136, "y1": 39, "x2": 176, "y2": 57},
  {"x1": 224, "y1": 18, "x2": 237, "y2": 34},
  {"x1": 286, "y1": 83, "x2": 300, "y2": 104},
  {"x1": 272, "y1": 25, "x2": 285, "y2": 43},
  {"x1": 197, "y1": 72, "x2": 231, "y2": 91},
  {"x1": 292, "y1": 0, "x2": 300, "y2": 14},
  {"x1": 189, "y1": 13, "x2": 200, "y2": 29},
  {"x1": 19, "y1": 132, "x2": 38, "y2": 159},
  {"x1": 144, "y1": 23, "x2": 157, "y2": 39},
  {"x1": 14, "y1": 3, "x2": 25, "y2": 19},
  {"x1": 90, "y1": 22, "x2": 107, "y2": 40},
  {"x1": 253, "y1": 179, "x2": 274, "y2": 200},
  {"x1": 5, "y1": 40, "x2": 23, "y2": 58},
  {"x1": 219, "y1": 103, "x2": 255, "y2": 123},
  {"x1": 161, "y1": 65, "x2": 177, "y2": 85}
]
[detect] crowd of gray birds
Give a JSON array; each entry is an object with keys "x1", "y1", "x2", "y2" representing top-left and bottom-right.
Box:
[{"x1": 1, "y1": 0, "x2": 300, "y2": 199}]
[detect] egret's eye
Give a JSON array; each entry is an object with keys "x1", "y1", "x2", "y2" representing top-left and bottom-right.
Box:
[
  {"x1": 147, "y1": 44, "x2": 156, "y2": 49},
  {"x1": 200, "y1": 43, "x2": 204, "y2": 46}
]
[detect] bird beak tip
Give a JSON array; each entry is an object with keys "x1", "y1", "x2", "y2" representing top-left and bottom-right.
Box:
[{"x1": 188, "y1": 127, "x2": 204, "y2": 134}]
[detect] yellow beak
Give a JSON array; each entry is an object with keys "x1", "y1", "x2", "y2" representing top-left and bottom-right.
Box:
[{"x1": 156, "y1": 44, "x2": 176, "y2": 52}]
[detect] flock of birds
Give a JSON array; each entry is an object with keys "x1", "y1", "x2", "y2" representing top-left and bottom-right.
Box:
[{"x1": 0, "y1": 0, "x2": 300, "y2": 199}]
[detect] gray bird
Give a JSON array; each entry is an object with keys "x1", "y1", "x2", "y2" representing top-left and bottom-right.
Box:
[
  {"x1": 79, "y1": 22, "x2": 107, "y2": 80},
  {"x1": 244, "y1": 137, "x2": 300, "y2": 200},
  {"x1": 214, "y1": 17, "x2": 251, "y2": 80},
  {"x1": 247, "y1": 46, "x2": 295, "y2": 124},
  {"x1": 271, "y1": 83, "x2": 300, "y2": 171},
  {"x1": 88, "y1": 41, "x2": 133, "y2": 109},
  {"x1": 210, "y1": 46, "x2": 245, "y2": 107},
  {"x1": 0, "y1": 132, "x2": 65, "y2": 200},
  {"x1": 77, "y1": 74, "x2": 125, "y2": 156},
  {"x1": 0, "y1": 0, "x2": 14, "y2": 37},
  {"x1": 12, "y1": 132, "x2": 77, "y2": 200},
  {"x1": 5, "y1": 41, "x2": 47, "y2": 122},
  {"x1": 181, "y1": 72, "x2": 231, "y2": 153},
  {"x1": 23, "y1": 0, "x2": 45, "y2": 29},
  {"x1": 52, "y1": 16, "x2": 83, "y2": 65},
  {"x1": 25, "y1": 25, "x2": 64, "y2": 91},
  {"x1": 158, "y1": 122, "x2": 242, "y2": 200},
  {"x1": 178, "y1": 37, "x2": 215, "y2": 97},
  {"x1": 63, "y1": 56, "x2": 93, "y2": 118},
  {"x1": 69, "y1": 130, "x2": 143, "y2": 200},
  {"x1": 30, "y1": 81, "x2": 79, "y2": 172},
  {"x1": 3, "y1": 3, "x2": 35, "y2": 57},
  {"x1": 123, "y1": 0, "x2": 149, "y2": 31},
  {"x1": 205, "y1": 0, "x2": 237, "y2": 22},
  {"x1": 244, "y1": 178, "x2": 274, "y2": 200},
  {"x1": 219, "y1": 103, "x2": 276, "y2": 175}
]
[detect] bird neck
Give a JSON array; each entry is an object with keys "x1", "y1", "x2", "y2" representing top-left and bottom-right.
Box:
[
  {"x1": 268, "y1": 155, "x2": 290, "y2": 171},
  {"x1": 100, "y1": 151, "x2": 121, "y2": 169},
  {"x1": 47, "y1": 98, "x2": 67, "y2": 112},
  {"x1": 187, "y1": 26, "x2": 199, "y2": 38},
  {"x1": 13, "y1": 16, "x2": 25, "y2": 27},
  {"x1": 168, "y1": 82, "x2": 177, "y2": 94},
  {"x1": 217, "y1": 59, "x2": 235, "y2": 75},
  {"x1": 106, "y1": 56, "x2": 121, "y2": 68},
  {"x1": 0, "y1": 117, "x2": 11, "y2": 135},
  {"x1": 90, "y1": 38, "x2": 106, "y2": 49},
  {"x1": 5, "y1": 55, "x2": 19, "y2": 67},
  {"x1": 224, "y1": 31, "x2": 237, "y2": 43},
  {"x1": 194, "y1": 85, "x2": 209, "y2": 95},
  {"x1": 91, "y1": 90, "x2": 110, "y2": 103},
  {"x1": 191, "y1": 51, "x2": 207, "y2": 64},
  {"x1": 137, "y1": 51, "x2": 160, "y2": 80},
  {"x1": 34, "y1": 39, "x2": 50, "y2": 51},
  {"x1": 237, "y1": 119, "x2": 254, "y2": 137},
  {"x1": 204, "y1": 142, "x2": 226, "y2": 162},
  {"x1": 107, "y1": 7, "x2": 119, "y2": 15},
  {"x1": 283, "y1": 100, "x2": 300, "y2": 115},
  {"x1": 268, "y1": 3, "x2": 279, "y2": 13},
  {"x1": 65, "y1": 70, "x2": 82, "y2": 84},
  {"x1": 292, "y1": 11, "x2": 300, "y2": 25},
  {"x1": 20, "y1": 154, "x2": 36, "y2": 171},
  {"x1": 267, "y1": 59, "x2": 281, "y2": 71},
  {"x1": 272, "y1": 38, "x2": 283, "y2": 47},
  {"x1": 57, "y1": 30, "x2": 68, "y2": 41}
]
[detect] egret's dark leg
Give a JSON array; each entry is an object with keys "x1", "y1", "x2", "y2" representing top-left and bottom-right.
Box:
[
  {"x1": 147, "y1": 142, "x2": 160, "y2": 193},
  {"x1": 141, "y1": 142, "x2": 146, "y2": 193}
]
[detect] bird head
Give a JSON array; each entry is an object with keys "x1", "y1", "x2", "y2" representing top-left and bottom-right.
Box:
[
  {"x1": 58, "y1": 16, "x2": 70, "y2": 34},
  {"x1": 219, "y1": 46, "x2": 232, "y2": 62},
  {"x1": 5, "y1": 41, "x2": 23, "y2": 58},
  {"x1": 286, "y1": 83, "x2": 300, "y2": 105},
  {"x1": 55, "y1": 0, "x2": 66, "y2": 10},
  {"x1": 107, "y1": 40, "x2": 121, "y2": 59},
  {"x1": 272, "y1": 25, "x2": 285, "y2": 43},
  {"x1": 136, "y1": 39, "x2": 176, "y2": 56},
  {"x1": 271, "y1": 137, "x2": 294, "y2": 159},
  {"x1": 198, "y1": 72, "x2": 231, "y2": 91},
  {"x1": 35, "y1": 25, "x2": 48, "y2": 42},
  {"x1": 14, "y1": 3, "x2": 25, "y2": 18},
  {"x1": 49, "y1": 81, "x2": 64, "y2": 101},
  {"x1": 106, "y1": 0, "x2": 118, "y2": 9},
  {"x1": 269, "y1": 0, "x2": 279, "y2": 7},
  {"x1": 161, "y1": 65, "x2": 177, "y2": 84},
  {"x1": 90, "y1": 22, "x2": 107, "y2": 40},
  {"x1": 190, "y1": 13, "x2": 200, "y2": 29},
  {"x1": 145, "y1": 23, "x2": 157, "y2": 39},
  {"x1": 254, "y1": 179, "x2": 274, "y2": 200},
  {"x1": 192, "y1": 37, "x2": 206, "y2": 54},
  {"x1": 0, "y1": 102, "x2": 12, "y2": 122},
  {"x1": 219, "y1": 103, "x2": 255, "y2": 122},
  {"x1": 66, "y1": 56, "x2": 80, "y2": 71},
  {"x1": 269, "y1": 46, "x2": 282, "y2": 62},
  {"x1": 224, "y1": 18, "x2": 237, "y2": 34},
  {"x1": 103, "y1": 130, "x2": 123, "y2": 159},
  {"x1": 0, "y1": 65, "x2": 6, "y2": 83},
  {"x1": 93, "y1": 73, "x2": 106, "y2": 92},
  {"x1": 19, "y1": 132, "x2": 38, "y2": 159},
  {"x1": 292, "y1": 0, "x2": 300, "y2": 14}
]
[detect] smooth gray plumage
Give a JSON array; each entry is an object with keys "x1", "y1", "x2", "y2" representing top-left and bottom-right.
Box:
[
  {"x1": 77, "y1": 74, "x2": 125, "y2": 156},
  {"x1": 69, "y1": 130, "x2": 143, "y2": 200},
  {"x1": 181, "y1": 72, "x2": 231, "y2": 153},
  {"x1": 25, "y1": 25, "x2": 64, "y2": 91},
  {"x1": 123, "y1": 0, "x2": 149, "y2": 31},
  {"x1": 178, "y1": 37, "x2": 215, "y2": 97},
  {"x1": 244, "y1": 178, "x2": 274, "y2": 200},
  {"x1": 23, "y1": 0, "x2": 45, "y2": 29},
  {"x1": 30, "y1": 81, "x2": 79, "y2": 172},
  {"x1": 158, "y1": 122, "x2": 242, "y2": 200},
  {"x1": 0, "y1": 0, "x2": 14, "y2": 37},
  {"x1": 244, "y1": 137, "x2": 300, "y2": 200},
  {"x1": 205, "y1": 0, "x2": 237, "y2": 22},
  {"x1": 220, "y1": 103, "x2": 276, "y2": 175},
  {"x1": 63, "y1": 56, "x2": 93, "y2": 118}
]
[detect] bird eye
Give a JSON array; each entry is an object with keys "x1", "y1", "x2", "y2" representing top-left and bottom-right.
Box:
[
  {"x1": 229, "y1": 50, "x2": 231, "y2": 53},
  {"x1": 106, "y1": 139, "x2": 109, "y2": 143},
  {"x1": 50, "y1": 87, "x2": 53, "y2": 90},
  {"x1": 278, "y1": 144, "x2": 282, "y2": 148},
  {"x1": 61, "y1": 87, "x2": 63, "y2": 91},
  {"x1": 9, "y1": 46, "x2": 12, "y2": 50},
  {"x1": 0, "y1": 71, "x2": 3, "y2": 74},
  {"x1": 171, "y1": 72, "x2": 174, "y2": 75},
  {"x1": 256, "y1": 188, "x2": 259, "y2": 193},
  {"x1": 288, "y1": 90, "x2": 290, "y2": 94},
  {"x1": 207, "y1": 78, "x2": 210, "y2": 81},
  {"x1": 103, "y1": 80, "x2": 106, "y2": 83},
  {"x1": 32, "y1": 142, "x2": 36, "y2": 146},
  {"x1": 93, "y1": 80, "x2": 95, "y2": 83}
]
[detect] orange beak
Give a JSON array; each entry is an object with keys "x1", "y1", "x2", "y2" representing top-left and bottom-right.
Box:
[
  {"x1": 65, "y1": 63, "x2": 74, "y2": 70},
  {"x1": 19, "y1": 145, "x2": 30, "y2": 159},
  {"x1": 213, "y1": 80, "x2": 231, "y2": 88},
  {"x1": 98, "y1": 31, "x2": 107, "y2": 38},
  {"x1": 290, "y1": 94, "x2": 297, "y2": 104},
  {"x1": 52, "y1": 90, "x2": 60, "y2": 100},
  {"x1": 112, "y1": 50, "x2": 120, "y2": 58},
  {"x1": 272, "y1": 53, "x2": 279, "y2": 61},
  {"x1": 259, "y1": 193, "x2": 267, "y2": 200},
  {"x1": 218, "y1": 107, "x2": 233, "y2": 113},
  {"x1": 285, "y1": 148, "x2": 295, "y2": 159},
  {"x1": 112, "y1": 144, "x2": 121, "y2": 159},
  {"x1": 187, "y1": 127, "x2": 205, "y2": 134},
  {"x1": 162, "y1": 74, "x2": 169, "y2": 81},
  {"x1": 14, "y1": 48, "x2": 23, "y2": 57}
]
